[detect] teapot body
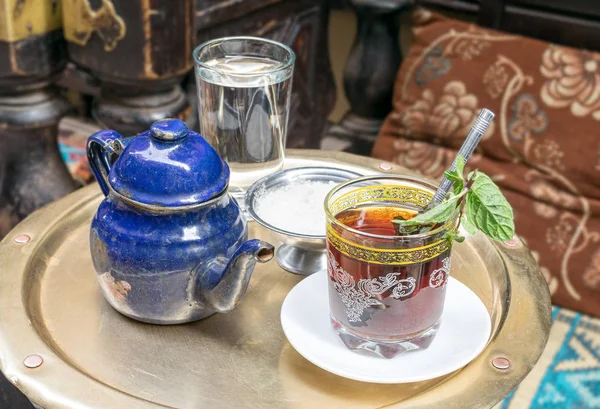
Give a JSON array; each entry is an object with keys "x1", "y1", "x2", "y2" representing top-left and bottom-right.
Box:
[
  {"x1": 90, "y1": 191, "x2": 247, "y2": 324},
  {"x1": 86, "y1": 119, "x2": 273, "y2": 324}
]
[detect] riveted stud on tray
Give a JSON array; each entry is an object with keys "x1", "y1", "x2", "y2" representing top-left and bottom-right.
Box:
[
  {"x1": 492, "y1": 357, "x2": 510, "y2": 370},
  {"x1": 503, "y1": 237, "x2": 519, "y2": 248},
  {"x1": 379, "y1": 162, "x2": 393, "y2": 171},
  {"x1": 23, "y1": 354, "x2": 43, "y2": 369},
  {"x1": 14, "y1": 234, "x2": 31, "y2": 244}
]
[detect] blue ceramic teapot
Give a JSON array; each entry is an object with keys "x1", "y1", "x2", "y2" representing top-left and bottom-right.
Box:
[{"x1": 87, "y1": 118, "x2": 274, "y2": 324}]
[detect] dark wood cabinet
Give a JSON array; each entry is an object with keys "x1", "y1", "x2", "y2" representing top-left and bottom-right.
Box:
[{"x1": 58, "y1": 0, "x2": 335, "y2": 149}]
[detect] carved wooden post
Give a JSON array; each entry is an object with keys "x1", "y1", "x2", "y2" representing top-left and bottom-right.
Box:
[
  {"x1": 62, "y1": 0, "x2": 195, "y2": 135},
  {"x1": 328, "y1": 0, "x2": 409, "y2": 151},
  {"x1": 0, "y1": 0, "x2": 77, "y2": 238}
]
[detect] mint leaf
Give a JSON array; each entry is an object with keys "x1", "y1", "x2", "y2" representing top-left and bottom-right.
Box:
[
  {"x1": 455, "y1": 155, "x2": 465, "y2": 178},
  {"x1": 465, "y1": 173, "x2": 514, "y2": 241},
  {"x1": 445, "y1": 230, "x2": 465, "y2": 244},
  {"x1": 449, "y1": 155, "x2": 466, "y2": 195},
  {"x1": 444, "y1": 170, "x2": 462, "y2": 183},
  {"x1": 393, "y1": 192, "x2": 464, "y2": 227},
  {"x1": 394, "y1": 223, "x2": 422, "y2": 236},
  {"x1": 461, "y1": 211, "x2": 477, "y2": 235},
  {"x1": 453, "y1": 179, "x2": 464, "y2": 196},
  {"x1": 391, "y1": 161, "x2": 515, "y2": 242}
]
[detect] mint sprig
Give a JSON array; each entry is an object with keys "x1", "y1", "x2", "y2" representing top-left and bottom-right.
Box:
[{"x1": 393, "y1": 156, "x2": 515, "y2": 243}]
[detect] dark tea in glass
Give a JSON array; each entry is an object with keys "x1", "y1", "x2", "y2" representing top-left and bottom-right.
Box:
[{"x1": 324, "y1": 176, "x2": 457, "y2": 358}]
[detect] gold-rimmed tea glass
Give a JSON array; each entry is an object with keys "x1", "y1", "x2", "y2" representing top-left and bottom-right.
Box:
[{"x1": 324, "y1": 176, "x2": 459, "y2": 358}]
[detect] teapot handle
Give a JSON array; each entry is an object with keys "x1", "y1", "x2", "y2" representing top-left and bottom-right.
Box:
[{"x1": 87, "y1": 130, "x2": 126, "y2": 196}]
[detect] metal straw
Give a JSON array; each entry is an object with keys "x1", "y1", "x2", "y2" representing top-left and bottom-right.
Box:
[{"x1": 427, "y1": 108, "x2": 495, "y2": 208}]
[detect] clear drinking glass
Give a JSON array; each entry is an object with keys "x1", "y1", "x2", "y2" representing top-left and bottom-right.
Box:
[
  {"x1": 193, "y1": 37, "x2": 295, "y2": 211},
  {"x1": 324, "y1": 176, "x2": 458, "y2": 358}
]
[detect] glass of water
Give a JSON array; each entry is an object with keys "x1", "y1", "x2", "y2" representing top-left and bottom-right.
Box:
[{"x1": 193, "y1": 37, "x2": 295, "y2": 212}]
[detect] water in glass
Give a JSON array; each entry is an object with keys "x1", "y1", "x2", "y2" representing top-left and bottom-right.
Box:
[{"x1": 196, "y1": 52, "x2": 293, "y2": 206}]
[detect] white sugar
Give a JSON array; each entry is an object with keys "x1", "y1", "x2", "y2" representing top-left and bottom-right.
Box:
[{"x1": 254, "y1": 180, "x2": 338, "y2": 236}]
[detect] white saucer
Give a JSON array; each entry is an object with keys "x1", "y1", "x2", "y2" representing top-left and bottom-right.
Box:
[{"x1": 280, "y1": 272, "x2": 491, "y2": 384}]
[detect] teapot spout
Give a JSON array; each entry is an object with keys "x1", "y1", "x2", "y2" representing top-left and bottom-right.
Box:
[{"x1": 203, "y1": 240, "x2": 274, "y2": 313}]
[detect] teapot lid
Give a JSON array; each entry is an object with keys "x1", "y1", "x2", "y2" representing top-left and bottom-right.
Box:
[{"x1": 109, "y1": 119, "x2": 229, "y2": 208}]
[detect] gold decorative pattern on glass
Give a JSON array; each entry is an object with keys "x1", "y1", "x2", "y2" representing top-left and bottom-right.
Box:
[
  {"x1": 329, "y1": 185, "x2": 433, "y2": 215},
  {"x1": 327, "y1": 224, "x2": 450, "y2": 265}
]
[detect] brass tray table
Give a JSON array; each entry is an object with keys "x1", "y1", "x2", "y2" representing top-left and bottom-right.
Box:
[{"x1": 0, "y1": 150, "x2": 551, "y2": 409}]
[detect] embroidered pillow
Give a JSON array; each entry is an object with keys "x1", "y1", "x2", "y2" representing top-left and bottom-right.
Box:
[{"x1": 372, "y1": 9, "x2": 600, "y2": 317}]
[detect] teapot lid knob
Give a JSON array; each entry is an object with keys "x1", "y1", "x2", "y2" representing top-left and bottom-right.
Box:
[{"x1": 150, "y1": 118, "x2": 189, "y2": 141}]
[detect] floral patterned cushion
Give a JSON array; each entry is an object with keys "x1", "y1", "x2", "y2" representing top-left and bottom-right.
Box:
[{"x1": 372, "y1": 9, "x2": 600, "y2": 317}]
